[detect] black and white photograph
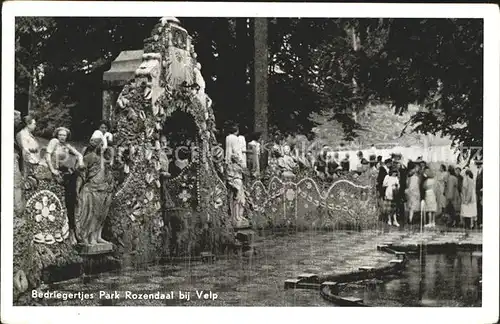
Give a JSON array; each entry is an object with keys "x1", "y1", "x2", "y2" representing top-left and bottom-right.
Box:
[{"x1": 2, "y1": 2, "x2": 499, "y2": 324}]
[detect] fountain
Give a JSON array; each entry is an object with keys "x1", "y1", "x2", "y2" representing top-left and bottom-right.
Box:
[
  {"x1": 104, "y1": 17, "x2": 232, "y2": 262},
  {"x1": 13, "y1": 17, "x2": 233, "y2": 303}
]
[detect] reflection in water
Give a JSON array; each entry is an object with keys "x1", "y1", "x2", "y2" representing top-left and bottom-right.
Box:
[{"x1": 340, "y1": 252, "x2": 481, "y2": 307}]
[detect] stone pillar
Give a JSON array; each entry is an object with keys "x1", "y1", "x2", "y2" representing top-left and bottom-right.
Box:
[
  {"x1": 102, "y1": 88, "x2": 119, "y2": 125},
  {"x1": 253, "y1": 18, "x2": 268, "y2": 142},
  {"x1": 102, "y1": 89, "x2": 112, "y2": 121}
]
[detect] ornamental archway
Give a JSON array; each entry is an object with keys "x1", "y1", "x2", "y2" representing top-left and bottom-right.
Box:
[{"x1": 104, "y1": 17, "x2": 231, "y2": 258}]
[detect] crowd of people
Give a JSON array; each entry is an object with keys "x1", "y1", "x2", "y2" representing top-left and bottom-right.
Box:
[
  {"x1": 14, "y1": 114, "x2": 483, "y2": 234},
  {"x1": 14, "y1": 114, "x2": 116, "y2": 244},
  {"x1": 224, "y1": 127, "x2": 483, "y2": 230},
  {"x1": 375, "y1": 157, "x2": 483, "y2": 230}
]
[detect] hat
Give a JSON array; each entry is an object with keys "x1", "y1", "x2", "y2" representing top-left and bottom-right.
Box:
[
  {"x1": 415, "y1": 156, "x2": 424, "y2": 163},
  {"x1": 384, "y1": 158, "x2": 392, "y2": 164},
  {"x1": 89, "y1": 130, "x2": 104, "y2": 147},
  {"x1": 369, "y1": 154, "x2": 376, "y2": 162},
  {"x1": 53, "y1": 126, "x2": 71, "y2": 139},
  {"x1": 424, "y1": 168, "x2": 435, "y2": 178},
  {"x1": 91, "y1": 130, "x2": 104, "y2": 140}
]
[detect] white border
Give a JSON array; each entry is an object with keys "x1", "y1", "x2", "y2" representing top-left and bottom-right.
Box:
[{"x1": 2, "y1": 2, "x2": 499, "y2": 324}]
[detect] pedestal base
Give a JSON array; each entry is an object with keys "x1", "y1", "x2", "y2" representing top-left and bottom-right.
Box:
[
  {"x1": 235, "y1": 229, "x2": 254, "y2": 243},
  {"x1": 234, "y1": 228, "x2": 257, "y2": 256},
  {"x1": 234, "y1": 219, "x2": 250, "y2": 229},
  {"x1": 77, "y1": 243, "x2": 113, "y2": 255}
]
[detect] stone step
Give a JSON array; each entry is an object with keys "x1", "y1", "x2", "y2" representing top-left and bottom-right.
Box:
[
  {"x1": 321, "y1": 281, "x2": 338, "y2": 288},
  {"x1": 284, "y1": 279, "x2": 320, "y2": 290},
  {"x1": 297, "y1": 273, "x2": 319, "y2": 282},
  {"x1": 389, "y1": 259, "x2": 404, "y2": 265},
  {"x1": 200, "y1": 252, "x2": 216, "y2": 262},
  {"x1": 343, "y1": 297, "x2": 363, "y2": 303},
  {"x1": 77, "y1": 243, "x2": 113, "y2": 255},
  {"x1": 284, "y1": 279, "x2": 301, "y2": 289}
]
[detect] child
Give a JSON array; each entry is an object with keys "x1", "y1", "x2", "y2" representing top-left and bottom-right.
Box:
[
  {"x1": 383, "y1": 168, "x2": 400, "y2": 227},
  {"x1": 98, "y1": 120, "x2": 113, "y2": 149}
]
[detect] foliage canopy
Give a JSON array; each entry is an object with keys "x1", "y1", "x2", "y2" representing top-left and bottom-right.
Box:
[{"x1": 15, "y1": 17, "x2": 483, "y2": 146}]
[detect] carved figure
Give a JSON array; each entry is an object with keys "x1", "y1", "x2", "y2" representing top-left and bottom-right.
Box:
[{"x1": 76, "y1": 134, "x2": 114, "y2": 245}]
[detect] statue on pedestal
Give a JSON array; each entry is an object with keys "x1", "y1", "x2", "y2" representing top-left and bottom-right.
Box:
[
  {"x1": 225, "y1": 126, "x2": 250, "y2": 229},
  {"x1": 75, "y1": 133, "x2": 114, "y2": 253}
]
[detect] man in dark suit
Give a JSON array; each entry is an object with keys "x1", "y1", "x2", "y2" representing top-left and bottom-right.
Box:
[
  {"x1": 475, "y1": 160, "x2": 483, "y2": 228},
  {"x1": 376, "y1": 158, "x2": 392, "y2": 221},
  {"x1": 393, "y1": 154, "x2": 407, "y2": 225},
  {"x1": 377, "y1": 158, "x2": 392, "y2": 197}
]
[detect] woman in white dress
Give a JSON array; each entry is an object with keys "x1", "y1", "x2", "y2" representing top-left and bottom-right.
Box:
[
  {"x1": 237, "y1": 134, "x2": 247, "y2": 169},
  {"x1": 247, "y1": 132, "x2": 262, "y2": 179},
  {"x1": 383, "y1": 168, "x2": 401, "y2": 227},
  {"x1": 423, "y1": 167, "x2": 437, "y2": 228},
  {"x1": 405, "y1": 162, "x2": 421, "y2": 224},
  {"x1": 435, "y1": 164, "x2": 447, "y2": 216},
  {"x1": 460, "y1": 169, "x2": 477, "y2": 229},
  {"x1": 16, "y1": 116, "x2": 42, "y2": 166}
]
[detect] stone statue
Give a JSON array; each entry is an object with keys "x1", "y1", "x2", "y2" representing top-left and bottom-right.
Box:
[
  {"x1": 75, "y1": 135, "x2": 114, "y2": 252},
  {"x1": 135, "y1": 53, "x2": 163, "y2": 115}
]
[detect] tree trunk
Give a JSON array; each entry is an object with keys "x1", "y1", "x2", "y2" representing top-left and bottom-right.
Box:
[
  {"x1": 253, "y1": 18, "x2": 268, "y2": 141},
  {"x1": 27, "y1": 69, "x2": 35, "y2": 114},
  {"x1": 236, "y1": 18, "x2": 251, "y2": 131}
]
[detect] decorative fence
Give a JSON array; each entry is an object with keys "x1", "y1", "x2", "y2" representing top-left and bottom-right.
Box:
[{"x1": 245, "y1": 176, "x2": 378, "y2": 230}]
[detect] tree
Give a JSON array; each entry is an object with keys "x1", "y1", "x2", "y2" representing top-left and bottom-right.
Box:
[
  {"x1": 378, "y1": 19, "x2": 483, "y2": 147},
  {"x1": 15, "y1": 17, "x2": 56, "y2": 115},
  {"x1": 312, "y1": 18, "x2": 483, "y2": 147},
  {"x1": 254, "y1": 18, "x2": 268, "y2": 140},
  {"x1": 15, "y1": 17, "x2": 159, "y2": 139}
]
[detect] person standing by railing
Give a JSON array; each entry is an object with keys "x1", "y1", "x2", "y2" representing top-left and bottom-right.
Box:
[
  {"x1": 435, "y1": 164, "x2": 448, "y2": 219},
  {"x1": 444, "y1": 166, "x2": 460, "y2": 227},
  {"x1": 383, "y1": 168, "x2": 400, "y2": 227},
  {"x1": 460, "y1": 169, "x2": 477, "y2": 229},
  {"x1": 225, "y1": 125, "x2": 241, "y2": 166},
  {"x1": 422, "y1": 167, "x2": 437, "y2": 228},
  {"x1": 16, "y1": 116, "x2": 41, "y2": 169},
  {"x1": 14, "y1": 111, "x2": 25, "y2": 215},
  {"x1": 247, "y1": 132, "x2": 262, "y2": 179},
  {"x1": 475, "y1": 160, "x2": 483, "y2": 228},
  {"x1": 405, "y1": 161, "x2": 421, "y2": 224}
]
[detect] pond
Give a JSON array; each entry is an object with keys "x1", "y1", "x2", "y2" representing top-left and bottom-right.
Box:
[
  {"x1": 336, "y1": 251, "x2": 482, "y2": 307},
  {"x1": 29, "y1": 231, "x2": 481, "y2": 307}
]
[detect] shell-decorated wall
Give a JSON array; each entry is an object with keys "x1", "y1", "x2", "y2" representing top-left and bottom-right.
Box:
[
  {"x1": 246, "y1": 176, "x2": 379, "y2": 230},
  {"x1": 14, "y1": 164, "x2": 83, "y2": 302},
  {"x1": 105, "y1": 17, "x2": 232, "y2": 259}
]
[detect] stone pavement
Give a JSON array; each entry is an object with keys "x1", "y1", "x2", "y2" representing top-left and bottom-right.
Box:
[{"x1": 31, "y1": 227, "x2": 482, "y2": 307}]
